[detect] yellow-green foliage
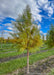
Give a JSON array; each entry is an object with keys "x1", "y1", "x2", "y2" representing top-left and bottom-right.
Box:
[{"x1": 11, "y1": 5, "x2": 43, "y2": 52}]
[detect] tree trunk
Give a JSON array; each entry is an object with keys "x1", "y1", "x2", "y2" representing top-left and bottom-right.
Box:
[{"x1": 27, "y1": 49, "x2": 29, "y2": 74}]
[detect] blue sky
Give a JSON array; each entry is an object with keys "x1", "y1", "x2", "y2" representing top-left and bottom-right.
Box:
[{"x1": 0, "y1": 0, "x2": 54, "y2": 39}]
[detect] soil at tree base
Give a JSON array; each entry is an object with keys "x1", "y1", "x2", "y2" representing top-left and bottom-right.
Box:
[{"x1": 18, "y1": 55, "x2": 54, "y2": 75}]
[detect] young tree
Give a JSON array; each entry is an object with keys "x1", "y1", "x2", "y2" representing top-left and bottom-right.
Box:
[
  {"x1": 7, "y1": 37, "x2": 10, "y2": 43},
  {"x1": 46, "y1": 33, "x2": 48, "y2": 41},
  {"x1": 0, "y1": 31, "x2": 4, "y2": 48},
  {"x1": 10, "y1": 5, "x2": 43, "y2": 74},
  {"x1": 42, "y1": 34, "x2": 44, "y2": 42},
  {"x1": 46, "y1": 24, "x2": 54, "y2": 47}
]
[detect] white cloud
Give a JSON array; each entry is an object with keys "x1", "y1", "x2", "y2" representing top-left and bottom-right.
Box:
[
  {"x1": 48, "y1": 7, "x2": 53, "y2": 17},
  {"x1": 51, "y1": 3, "x2": 54, "y2": 9},
  {"x1": 0, "y1": 0, "x2": 27, "y2": 19},
  {"x1": 0, "y1": 0, "x2": 54, "y2": 38},
  {"x1": 38, "y1": 24, "x2": 41, "y2": 29},
  {"x1": 28, "y1": 0, "x2": 42, "y2": 22},
  {"x1": 7, "y1": 27, "x2": 13, "y2": 30},
  {"x1": 40, "y1": 31, "x2": 43, "y2": 34},
  {"x1": 43, "y1": 33, "x2": 47, "y2": 40},
  {"x1": 40, "y1": 32, "x2": 47, "y2": 36},
  {"x1": 3, "y1": 23, "x2": 14, "y2": 31},
  {"x1": 38, "y1": 0, "x2": 54, "y2": 17},
  {"x1": 4, "y1": 30, "x2": 14, "y2": 34},
  {"x1": 40, "y1": 31, "x2": 47, "y2": 40},
  {"x1": 44, "y1": 35, "x2": 46, "y2": 40},
  {"x1": 52, "y1": 18, "x2": 54, "y2": 19},
  {"x1": 33, "y1": 14, "x2": 42, "y2": 22},
  {"x1": 0, "y1": 0, "x2": 54, "y2": 22},
  {"x1": 4, "y1": 23, "x2": 12, "y2": 26},
  {"x1": 38, "y1": 0, "x2": 48, "y2": 6},
  {"x1": 43, "y1": 33, "x2": 47, "y2": 35},
  {"x1": 0, "y1": 30, "x2": 14, "y2": 39},
  {"x1": 3, "y1": 33, "x2": 12, "y2": 39}
]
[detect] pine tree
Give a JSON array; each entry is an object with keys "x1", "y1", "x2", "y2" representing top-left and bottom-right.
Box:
[
  {"x1": 42, "y1": 34, "x2": 44, "y2": 42},
  {"x1": 10, "y1": 5, "x2": 43, "y2": 74},
  {"x1": 46, "y1": 24, "x2": 54, "y2": 47},
  {"x1": 46, "y1": 33, "x2": 48, "y2": 41}
]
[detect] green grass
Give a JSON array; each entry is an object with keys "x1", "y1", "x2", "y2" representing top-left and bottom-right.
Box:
[
  {"x1": 0, "y1": 49, "x2": 54, "y2": 75},
  {"x1": 0, "y1": 48, "x2": 17, "y2": 53},
  {"x1": 0, "y1": 47, "x2": 53, "y2": 60},
  {"x1": 0, "y1": 44, "x2": 27, "y2": 58},
  {"x1": 0, "y1": 43, "x2": 50, "y2": 58},
  {"x1": 0, "y1": 44, "x2": 14, "y2": 53},
  {"x1": 47, "y1": 68, "x2": 54, "y2": 75},
  {"x1": 0, "y1": 47, "x2": 49, "y2": 59},
  {"x1": 0, "y1": 44, "x2": 12, "y2": 49},
  {"x1": 0, "y1": 50, "x2": 27, "y2": 58},
  {"x1": 40, "y1": 45, "x2": 50, "y2": 51}
]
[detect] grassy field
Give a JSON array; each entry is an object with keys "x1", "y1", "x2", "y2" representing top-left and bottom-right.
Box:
[
  {"x1": 0, "y1": 44, "x2": 27, "y2": 58},
  {"x1": 0, "y1": 49, "x2": 54, "y2": 75},
  {"x1": 0, "y1": 44, "x2": 12, "y2": 48},
  {"x1": 0, "y1": 44, "x2": 50, "y2": 59},
  {"x1": 0, "y1": 51, "x2": 26, "y2": 58},
  {"x1": 0, "y1": 48, "x2": 17, "y2": 53}
]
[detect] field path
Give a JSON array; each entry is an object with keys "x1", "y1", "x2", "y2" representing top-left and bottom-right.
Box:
[
  {"x1": 0, "y1": 48, "x2": 54, "y2": 63},
  {"x1": 18, "y1": 55, "x2": 54, "y2": 75}
]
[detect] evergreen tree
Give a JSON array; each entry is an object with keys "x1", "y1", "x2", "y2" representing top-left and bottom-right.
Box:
[
  {"x1": 47, "y1": 24, "x2": 54, "y2": 47},
  {"x1": 46, "y1": 33, "x2": 48, "y2": 41},
  {"x1": 42, "y1": 34, "x2": 44, "y2": 42}
]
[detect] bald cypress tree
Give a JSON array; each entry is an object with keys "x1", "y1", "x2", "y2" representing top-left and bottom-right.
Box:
[{"x1": 10, "y1": 5, "x2": 43, "y2": 74}]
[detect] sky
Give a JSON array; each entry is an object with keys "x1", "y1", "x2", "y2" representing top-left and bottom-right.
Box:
[{"x1": 0, "y1": 0, "x2": 54, "y2": 39}]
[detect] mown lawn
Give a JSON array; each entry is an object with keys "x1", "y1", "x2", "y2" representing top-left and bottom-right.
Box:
[{"x1": 0, "y1": 49, "x2": 54, "y2": 75}]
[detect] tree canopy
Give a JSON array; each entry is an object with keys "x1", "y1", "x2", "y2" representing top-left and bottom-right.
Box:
[
  {"x1": 10, "y1": 5, "x2": 43, "y2": 74},
  {"x1": 10, "y1": 5, "x2": 43, "y2": 52}
]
